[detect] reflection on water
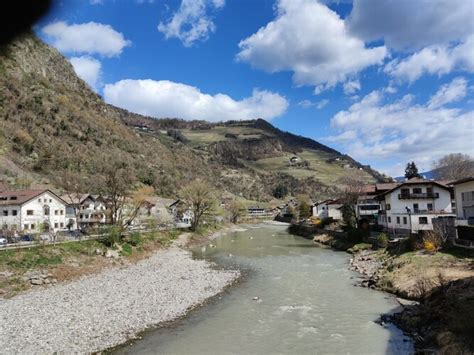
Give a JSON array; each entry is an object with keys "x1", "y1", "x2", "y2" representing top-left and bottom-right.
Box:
[{"x1": 116, "y1": 224, "x2": 413, "y2": 355}]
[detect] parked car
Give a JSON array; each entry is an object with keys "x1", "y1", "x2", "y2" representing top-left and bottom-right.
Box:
[
  {"x1": 21, "y1": 234, "x2": 34, "y2": 242},
  {"x1": 0, "y1": 237, "x2": 7, "y2": 246}
]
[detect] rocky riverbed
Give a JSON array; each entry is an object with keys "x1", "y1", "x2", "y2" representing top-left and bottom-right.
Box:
[{"x1": 0, "y1": 238, "x2": 240, "y2": 353}]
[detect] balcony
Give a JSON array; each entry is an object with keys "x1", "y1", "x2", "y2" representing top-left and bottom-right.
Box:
[{"x1": 398, "y1": 192, "x2": 439, "y2": 200}]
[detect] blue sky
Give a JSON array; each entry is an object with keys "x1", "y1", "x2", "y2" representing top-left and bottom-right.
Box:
[{"x1": 36, "y1": 0, "x2": 473, "y2": 177}]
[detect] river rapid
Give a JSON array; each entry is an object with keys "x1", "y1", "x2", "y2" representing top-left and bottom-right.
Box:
[{"x1": 116, "y1": 224, "x2": 413, "y2": 355}]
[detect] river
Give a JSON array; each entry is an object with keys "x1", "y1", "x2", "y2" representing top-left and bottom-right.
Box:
[{"x1": 116, "y1": 224, "x2": 413, "y2": 354}]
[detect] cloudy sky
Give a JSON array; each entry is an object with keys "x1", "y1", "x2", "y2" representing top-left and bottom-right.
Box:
[{"x1": 37, "y1": 0, "x2": 473, "y2": 177}]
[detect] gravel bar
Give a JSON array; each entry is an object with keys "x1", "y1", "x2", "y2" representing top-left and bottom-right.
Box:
[{"x1": 0, "y1": 243, "x2": 239, "y2": 354}]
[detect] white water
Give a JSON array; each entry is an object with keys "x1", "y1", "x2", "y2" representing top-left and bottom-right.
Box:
[{"x1": 116, "y1": 224, "x2": 413, "y2": 354}]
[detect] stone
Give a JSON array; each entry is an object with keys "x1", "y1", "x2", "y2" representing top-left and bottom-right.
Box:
[
  {"x1": 30, "y1": 278, "x2": 44, "y2": 285},
  {"x1": 105, "y1": 250, "x2": 120, "y2": 259},
  {"x1": 253, "y1": 296, "x2": 259, "y2": 300}
]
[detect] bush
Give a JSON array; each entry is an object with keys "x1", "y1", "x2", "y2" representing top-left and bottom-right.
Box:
[
  {"x1": 121, "y1": 243, "x2": 133, "y2": 256},
  {"x1": 423, "y1": 230, "x2": 443, "y2": 252},
  {"x1": 98, "y1": 226, "x2": 122, "y2": 247},
  {"x1": 377, "y1": 233, "x2": 389, "y2": 248},
  {"x1": 126, "y1": 232, "x2": 142, "y2": 246}
]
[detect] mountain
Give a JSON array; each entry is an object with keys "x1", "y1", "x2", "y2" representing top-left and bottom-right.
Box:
[{"x1": 0, "y1": 33, "x2": 388, "y2": 203}]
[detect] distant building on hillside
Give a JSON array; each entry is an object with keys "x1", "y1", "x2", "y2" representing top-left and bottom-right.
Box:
[{"x1": 61, "y1": 193, "x2": 106, "y2": 230}]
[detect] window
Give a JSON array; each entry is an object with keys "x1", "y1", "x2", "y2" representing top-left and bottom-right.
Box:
[
  {"x1": 44, "y1": 206, "x2": 50, "y2": 216},
  {"x1": 12, "y1": 210, "x2": 17, "y2": 216},
  {"x1": 396, "y1": 216, "x2": 400, "y2": 224},
  {"x1": 24, "y1": 224, "x2": 28, "y2": 230},
  {"x1": 413, "y1": 203, "x2": 419, "y2": 212},
  {"x1": 49, "y1": 199, "x2": 52, "y2": 203},
  {"x1": 403, "y1": 217, "x2": 407, "y2": 224},
  {"x1": 38, "y1": 199, "x2": 41, "y2": 203},
  {"x1": 386, "y1": 204, "x2": 391, "y2": 210},
  {"x1": 54, "y1": 210, "x2": 58, "y2": 215},
  {"x1": 388, "y1": 217, "x2": 391, "y2": 223},
  {"x1": 54, "y1": 223, "x2": 58, "y2": 228},
  {"x1": 462, "y1": 192, "x2": 465, "y2": 201},
  {"x1": 427, "y1": 187, "x2": 433, "y2": 195},
  {"x1": 30, "y1": 224, "x2": 35, "y2": 229},
  {"x1": 80, "y1": 214, "x2": 83, "y2": 219},
  {"x1": 419, "y1": 217, "x2": 428, "y2": 224},
  {"x1": 60, "y1": 210, "x2": 64, "y2": 215},
  {"x1": 2, "y1": 210, "x2": 7, "y2": 216},
  {"x1": 27, "y1": 210, "x2": 33, "y2": 216},
  {"x1": 413, "y1": 188, "x2": 422, "y2": 194},
  {"x1": 401, "y1": 188, "x2": 409, "y2": 196},
  {"x1": 427, "y1": 203, "x2": 433, "y2": 211},
  {"x1": 60, "y1": 223, "x2": 64, "y2": 228}
]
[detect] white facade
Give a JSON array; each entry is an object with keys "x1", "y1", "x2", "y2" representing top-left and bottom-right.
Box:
[
  {"x1": 0, "y1": 190, "x2": 74, "y2": 233},
  {"x1": 77, "y1": 196, "x2": 106, "y2": 227},
  {"x1": 377, "y1": 182, "x2": 454, "y2": 235},
  {"x1": 453, "y1": 179, "x2": 474, "y2": 220},
  {"x1": 312, "y1": 201, "x2": 342, "y2": 220}
]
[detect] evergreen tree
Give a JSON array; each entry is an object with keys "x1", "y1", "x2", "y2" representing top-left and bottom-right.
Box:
[{"x1": 405, "y1": 161, "x2": 421, "y2": 179}]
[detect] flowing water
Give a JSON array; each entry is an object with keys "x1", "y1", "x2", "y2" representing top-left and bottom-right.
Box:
[{"x1": 116, "y1": 224, "x2": 413, "y2": 354}]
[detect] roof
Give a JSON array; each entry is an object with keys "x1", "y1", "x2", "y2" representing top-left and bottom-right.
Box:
[
  {"x1": 375, "y1": 179, "x2": 452, "y2": 199},
  {"x1": 313, "y1": 199, "x2": 341, "y2": 206},
  {"x1": 375, "y1": 183, "x2": 400, "y2": 191},
  {"x1": 61, "y1": 193, "x2": 92, "y2": 205},
  {"x1": 450, "y1": 177, "x2": 474, "y2": 185},
  {"x1": 0, "y1": 189, "x2": 67, "y2": 206}
]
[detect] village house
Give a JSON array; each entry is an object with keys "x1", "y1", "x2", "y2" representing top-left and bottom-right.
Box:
[
  {"x1": 0, "y1": 189, "x2": 75, "y2": 234},
  {"x1": 376, "y1": 178, "x2": 455, "y2": 235},
  {"x1": 312, "y1": 199, "x2": 342, "y2": 220},
  {"x1": 61, "y1": 194, "x2": 106, "y2": 230},
  {"x1": 451, "y1": 177, "x2": 474, "y2": 222},
  {"x1": 134, "y1": 197, "x2": 174, "y2": 227},
  {"x1": 355, "y1": 183, "x2": 399, "y2": 222},
  {"x1": 169, "y1": 199, "x2": 194, "y2": 226}
]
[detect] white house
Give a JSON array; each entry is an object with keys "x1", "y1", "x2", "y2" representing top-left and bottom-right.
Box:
[
  {"x1": 0, "y1": 189, "x2": 75, "y2": 233},
  {"x1": 451, "y1": 177, "x2": 474, "y2": 221},
  {"x1": 61, "y1": 194, "x2": 106, "y2": 230},
  {"x1": 376, "y1": 178, "x2": 455, "y2": 235},
  {"x1": 312, "y1": 200, "x2": 342, "y2": 220}
]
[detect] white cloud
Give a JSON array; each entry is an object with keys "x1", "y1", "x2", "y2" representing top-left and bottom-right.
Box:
[
  {"x1": 69, "y1": 56, "x2": 102, "y2": 91},
  {"x1": 347, "y1": 0, "x2": 473, "y2": 51},
  {"x1": 326, "y1": 88, "x2": 474, "y2": 167},
  {"x1": 158, "y1": 0, "x2": 224, "y2": 47},
  {"x1": 42, "y1": 21, "x2": 130, "y2": 57},
  {"x1": 103, "y1": 79, "x2": 288, "y2": 121},
  {"x1": 236, "y1": 0, "x2": 386, "y2": 93},
  {"x1": 298, "y1": 98, "x2": 329, "y2": 109},
  {"x1": 384, "y1": 36, "x2": 474, "y2": 83},
  {"x1": 343, "y1": 80, "x2": 361, "y2": 95},
  {"x1": 428, "y1": 77, "x2": 468, "y2": 109}
]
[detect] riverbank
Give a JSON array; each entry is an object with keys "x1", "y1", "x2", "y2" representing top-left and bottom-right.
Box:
[
  {"x1": 312, "y1": 232, "x2": 474, "y2": 353},
  {"x1": 0, "y1": 228, "x2": 240, "y2": 353}
]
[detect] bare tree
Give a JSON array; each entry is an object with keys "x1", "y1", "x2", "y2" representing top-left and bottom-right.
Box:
[
  {"x1": 180, "y1": 179, "x2": 217, "y2": 231},
  {"x1": 98, "y1": 161, "x2": 150, "y2": 233},
  {"x1": 432, "y1": 153, "x2": 474, "y2": 181},
  {"x1": 228, "y1": 199, "x2": 245, "y2": 223},
  {"x1": 337, "y1": 176, "x2": 365, "y2": 228}
]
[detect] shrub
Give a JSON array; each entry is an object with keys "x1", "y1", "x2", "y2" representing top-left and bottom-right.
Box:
[
  {"x1": 121, "y1": 243, "x2": 133, "y2": 256},
  {"x1": 98, "y1": 226, "x2": 122, "y2": 247},
  {"x1": 377, "y1": 233, "x2": 389, "y2": 248},
  {"x1": 126, "y1": 232, "x2": 142, "y2": 246},
  {"x1": 423, "y1": 230, "x2": 443, "y2": 252}
]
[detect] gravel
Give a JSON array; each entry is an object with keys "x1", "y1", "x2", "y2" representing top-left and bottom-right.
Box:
[{"x1": 0, "y1": 243, "x2": 239, "y2": 354}]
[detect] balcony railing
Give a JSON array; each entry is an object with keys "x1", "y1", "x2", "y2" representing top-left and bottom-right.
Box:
[{"x1": 398, "y1": 192, "x2": 439, "y2": 199}]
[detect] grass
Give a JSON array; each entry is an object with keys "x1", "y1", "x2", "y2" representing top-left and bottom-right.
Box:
[{"x1": 245, "y1": 149, "x2": 376, "y2": 185}]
